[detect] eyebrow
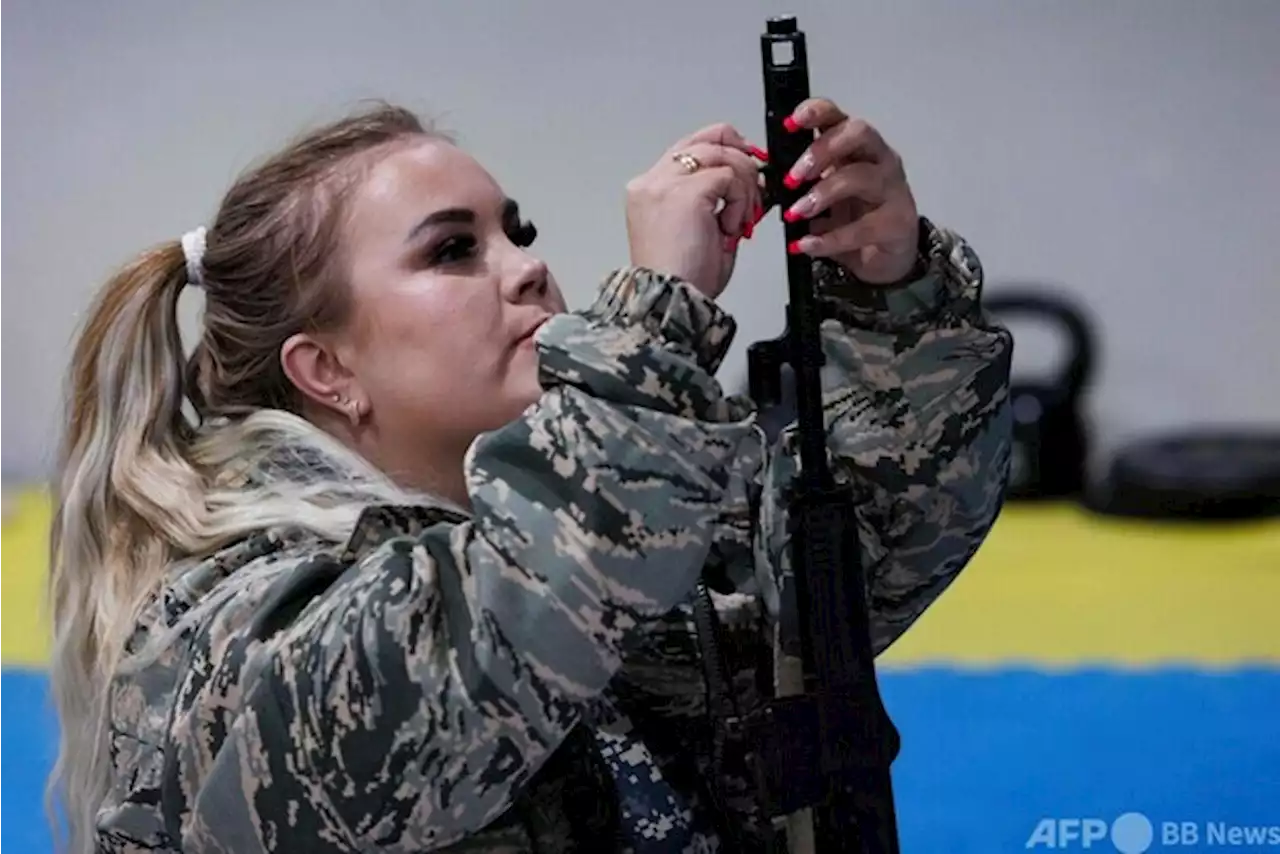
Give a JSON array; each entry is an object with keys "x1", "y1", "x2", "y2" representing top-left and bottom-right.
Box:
[{"x1": 406, "y1": 198, "x2": 520, "y2": 244}]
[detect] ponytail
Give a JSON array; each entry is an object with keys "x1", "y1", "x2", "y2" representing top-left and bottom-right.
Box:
[{"x1": 47, "y1": 240, "x2": 206, "y2": 853}]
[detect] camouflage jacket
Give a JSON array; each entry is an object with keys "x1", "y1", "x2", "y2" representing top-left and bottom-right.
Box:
[{"x1": 97, "y1": 219, "x2": 1012, "y2": 853}]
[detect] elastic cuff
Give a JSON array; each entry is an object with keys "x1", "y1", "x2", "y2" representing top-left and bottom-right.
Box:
[
  {"x1": 584, "y1": 267, "x2": 737, "y2": 373},
  {"x1": 815, "y1": 217, "x2": 986, "y2": 334}
]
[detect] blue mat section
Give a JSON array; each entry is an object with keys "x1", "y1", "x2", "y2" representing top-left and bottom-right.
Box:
[
  {"x1": 879, "y1": 668, "x2": 1280, "y2": 852},
  {"x1": 4, "y1": 668, "x2": 61, "y2": 853},
  {"x1": 5, "y1": 667, "x2": 1278, "y2": 852}
]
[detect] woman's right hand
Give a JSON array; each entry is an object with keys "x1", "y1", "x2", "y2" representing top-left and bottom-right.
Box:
[{"x1": 626, "y1": 123, "x2": 766, "y2": 300}]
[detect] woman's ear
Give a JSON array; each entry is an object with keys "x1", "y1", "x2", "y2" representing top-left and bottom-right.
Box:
[{"x1": 280, "y1": 332, "x2": 365, "y2": 421}]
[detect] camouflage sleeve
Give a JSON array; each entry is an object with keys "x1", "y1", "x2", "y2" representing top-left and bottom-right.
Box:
[
  {"x1": 186, "y1": 269, "x2": 758, "y2": 852},
  {"x1": 755, "y1": 218, "x2": 1013, "y2": 661}
]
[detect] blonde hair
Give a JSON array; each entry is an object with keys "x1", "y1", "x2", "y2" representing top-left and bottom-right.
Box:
[{"x1": 48, "y1": 103, "x2": 450, "y2": 853}]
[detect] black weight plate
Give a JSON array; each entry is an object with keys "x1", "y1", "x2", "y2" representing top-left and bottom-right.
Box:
[{"x1": 1086, "y1": 430, "x2": 1280, "y2": 520}]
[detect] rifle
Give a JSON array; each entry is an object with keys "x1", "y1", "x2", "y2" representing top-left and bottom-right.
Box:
[{"x1": 745, "y1": 15, "x2": 903, "y2": 853}]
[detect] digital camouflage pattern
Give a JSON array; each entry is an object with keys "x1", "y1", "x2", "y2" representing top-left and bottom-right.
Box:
[{"x1": 96, "y1": 219, "x2": 1012, "y2": 853}]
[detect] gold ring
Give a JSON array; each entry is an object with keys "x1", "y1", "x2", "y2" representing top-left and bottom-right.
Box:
[{"x1": 672, "y1": 152, "x2": 701, "y2": 174}]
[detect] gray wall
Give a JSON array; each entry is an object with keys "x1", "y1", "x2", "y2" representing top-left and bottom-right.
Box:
[{"x1": 4, "y1": 0, "x2": 1277, "y2": 481}]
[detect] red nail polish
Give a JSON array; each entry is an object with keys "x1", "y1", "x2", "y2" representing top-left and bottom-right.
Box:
[
  {"x1": 783, "y1": 208, "x2": 804, "y2": 224},
  {"x1": 783, "y1": 116, "x2": 801, "y2": 133},
  {"x1": 783, "y1": 173, "x2": 801, "y2": 191},
  {"x1": 788, "y1": 239, "x2": 805, "y2": 255},
  {"x1": 748, "y1": 145, "x2": 769, "y2": 162},
  {"x1": 744, "y1": 219, "x2": 755, "y2": 240},
  {"x1": 753, "y1": 202, "x2": 764, "y2": 223}
]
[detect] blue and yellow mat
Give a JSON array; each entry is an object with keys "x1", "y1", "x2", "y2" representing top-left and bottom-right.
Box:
[{"x1": 5, "y1": 490, "x2": 1279, "y2": 852}]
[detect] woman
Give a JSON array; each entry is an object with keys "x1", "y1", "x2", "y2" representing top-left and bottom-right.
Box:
[{"x1": 49, "y1": 99, "x2": 1011, "y2": 853}]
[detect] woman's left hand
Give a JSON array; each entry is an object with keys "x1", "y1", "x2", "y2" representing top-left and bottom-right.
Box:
[{"x1": 780, "y1": 98, "x2": 921, "y2": 285}]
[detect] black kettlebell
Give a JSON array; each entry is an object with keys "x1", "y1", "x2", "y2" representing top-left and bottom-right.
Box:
[{"x1": 984, "y1": 290, "x2": 1097, "y2": 500}]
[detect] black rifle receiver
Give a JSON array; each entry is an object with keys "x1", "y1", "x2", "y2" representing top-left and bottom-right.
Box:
[{"x1": 746, "y1": 15, "x2": 904, "y2": 853}]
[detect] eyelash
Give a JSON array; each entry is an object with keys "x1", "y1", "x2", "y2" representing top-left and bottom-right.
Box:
[{"x1": 431, "y1": 220, "x2": 538, "y2": 265}]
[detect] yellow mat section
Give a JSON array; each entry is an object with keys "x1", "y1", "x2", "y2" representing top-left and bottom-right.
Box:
[
  {"x1": 4, "y1": 489, "x2": 1280, "y2": 669},
  {"x1": 4, "y1": 489, "x2": 58, "y2": 668},
  {"x1": 879, "y1": 503, "x2": 1280, "y2": 668}
]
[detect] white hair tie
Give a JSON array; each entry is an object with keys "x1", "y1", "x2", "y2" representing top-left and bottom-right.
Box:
[{"x1": 181, "y1": 226, "x2": 208, "y2": 288}]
